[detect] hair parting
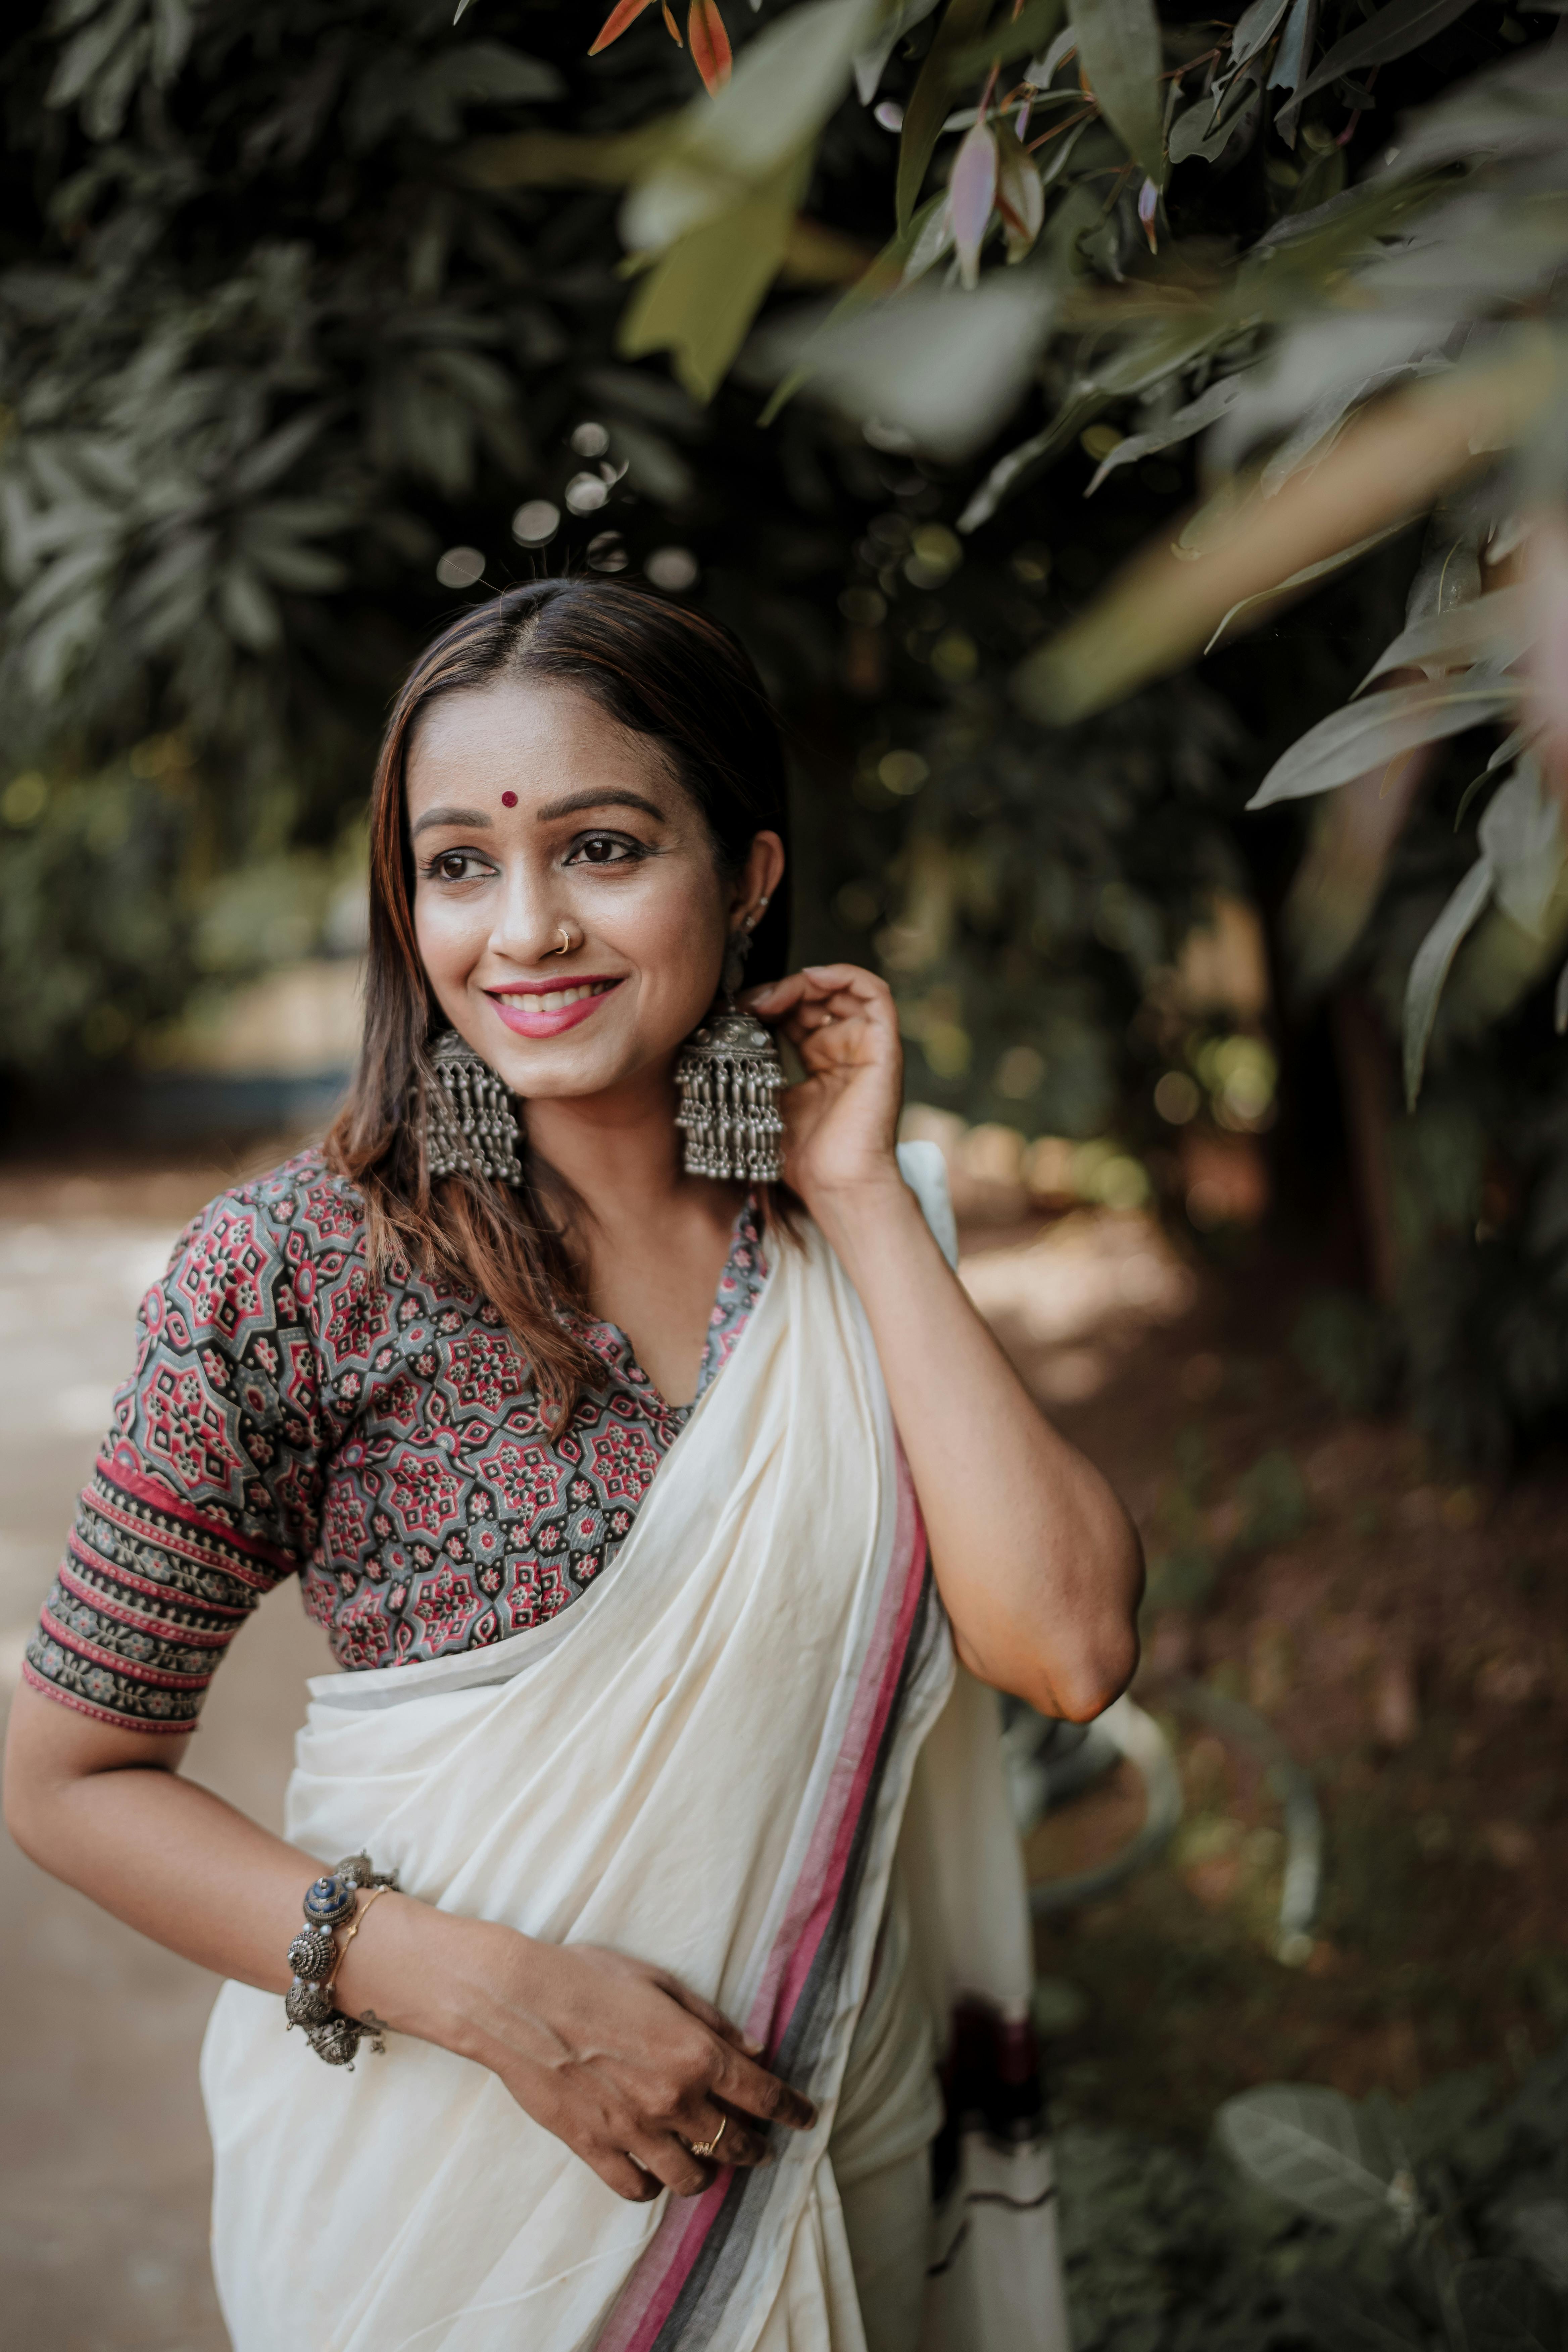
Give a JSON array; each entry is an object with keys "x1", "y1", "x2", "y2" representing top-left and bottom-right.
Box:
[{"x1": 325, "y1": 576, "x2": 791, "y2": 1432}]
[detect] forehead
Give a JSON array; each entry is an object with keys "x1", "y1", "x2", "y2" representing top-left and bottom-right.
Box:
[{"x1": 404, "y1": 676, "x2": 682, "y2": 818}]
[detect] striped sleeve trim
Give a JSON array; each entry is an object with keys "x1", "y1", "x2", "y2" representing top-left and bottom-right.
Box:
[{"x1": 22, "y1": 1455, "x2": 294, "y2": 1734}]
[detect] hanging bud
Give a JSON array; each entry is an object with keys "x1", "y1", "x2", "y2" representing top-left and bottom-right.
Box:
[
  {"x1": 949, "y1": 118, "x2": 999, "y2": 290},
  {"x1": 1138, "y1": 175, "x2": 1160, "y2": 254}
]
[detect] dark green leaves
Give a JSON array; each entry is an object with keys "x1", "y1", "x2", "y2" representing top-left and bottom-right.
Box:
[
  {"x1": 1067, "y1": 0, "x2": 1165, "y2": 183},
  {"x1": 896, "y1": 0, "x2": 997, "y2": 228},
  {"x1": 1280, "y1": 0, "x2": 1486, "y2": 132},
  {"x1": 1454, "y1": 2258, "x2": 1568, "y2": 2352}
]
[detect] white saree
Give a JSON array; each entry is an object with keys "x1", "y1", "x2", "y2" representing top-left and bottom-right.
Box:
[{"x1": 201, "y1": 1148, "x2": 1068, "y2": 2352}]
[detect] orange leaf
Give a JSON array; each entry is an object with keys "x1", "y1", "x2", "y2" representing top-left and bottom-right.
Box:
[
  {"x1": 687, "y1": 0, "x2": 732, "y2": 93},
  {"x1": 589, "y1": 0, "x2": 658, "y2": 56},
  {"x1": 662, "y1": 0, "x2": 683, "y2": 39}
]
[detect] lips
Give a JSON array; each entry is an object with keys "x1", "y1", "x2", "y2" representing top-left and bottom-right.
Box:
[{"x1": 485, "y1": 976, "x2": 623, "y2": 1040}]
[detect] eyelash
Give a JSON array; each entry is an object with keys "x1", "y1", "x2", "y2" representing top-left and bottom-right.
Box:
[{"x1": 418, "y1": 833, "x2": 647, "y2": 886}]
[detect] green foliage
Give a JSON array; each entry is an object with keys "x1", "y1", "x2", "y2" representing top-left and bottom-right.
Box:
[
  {"x1": 3, "y1": 0, "x2": 1565, "y2": 1465},
  {"x1": 1061, "y1": 2044, "x2": 1568, "y2": 2352}
]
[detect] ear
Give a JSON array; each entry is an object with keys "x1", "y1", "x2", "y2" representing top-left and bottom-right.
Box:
[{"x1": 729, "y1": 830, "x2": 786, "y2": 930}]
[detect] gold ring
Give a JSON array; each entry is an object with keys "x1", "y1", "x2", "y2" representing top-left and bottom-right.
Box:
[
  {"x1": 547, "y1": 924, "x2": 575, "y2": 957},
  {"x1": 689, "y1": 2117, "x2": 728, "y2": 2160}
]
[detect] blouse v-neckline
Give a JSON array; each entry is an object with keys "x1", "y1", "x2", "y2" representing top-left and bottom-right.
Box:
[{"x1": 575, "y1": 1194, "x2": 767, "y2": 1420}]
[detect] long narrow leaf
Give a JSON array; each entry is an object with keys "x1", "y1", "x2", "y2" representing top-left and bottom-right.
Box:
[
  {"x1": 1280, "y1": 0, "x2": 1484, "y2": 132},
  {"x1": 1404, "y1": 854, "x2": 1493, "y2": 1106},
  {"x1": 1355, "y1": 583, "x2": 1533, "y2": 694},
  {"x1": 1206, "y1": 524, "x2": 1410, "y2": 655},
  {"x1": 897, "y1": 0, "x2": 995, "y2": 228},
  {"x1": 1087, "y1": 376, "x2": 1248, "y2": 496},
  {"x1": 687, "y1": 0, "x2": 732, "y2": 93},
  {"x1": 589, "y1": 0, "x2": 660, "y2": 54},
  {"x1": 1250, "y1": 678, "x2": 1518, "y2": 808},
  {"x1": 1477, "y1": 760, "x2": 1563, "y2": 936},
  {"x1": 1068, "y1": 0, "x2": 1165, "y2": 182}
]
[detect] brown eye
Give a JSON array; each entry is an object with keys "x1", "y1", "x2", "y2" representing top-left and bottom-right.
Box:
[{"x1": 568, "y1": 833, "x2": 639, "y2": 867}]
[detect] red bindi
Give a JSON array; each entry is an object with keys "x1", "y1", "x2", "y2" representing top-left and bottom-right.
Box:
[{"x1": 501, "y1": 791, "x2": 518, "y2": 808}]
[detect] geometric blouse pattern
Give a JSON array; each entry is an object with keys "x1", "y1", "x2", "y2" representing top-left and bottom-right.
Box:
[{"x1": 24, "y1": 1150, "x2": 767, "y2": 1735}]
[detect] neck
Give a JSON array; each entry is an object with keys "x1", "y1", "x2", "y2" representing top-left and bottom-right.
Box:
[{"x1": 522, "y1": 1059, "x2": 691, "y2": 1234}]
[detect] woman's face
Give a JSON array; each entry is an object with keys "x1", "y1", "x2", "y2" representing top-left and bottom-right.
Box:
[{"x1": 407, "y1": 677, "x2": 783, "y2": 1100}]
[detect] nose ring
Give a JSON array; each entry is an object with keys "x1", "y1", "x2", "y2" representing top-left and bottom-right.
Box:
[{"x1": 547, "y1": 923, "x2": 579, "y2": 958}]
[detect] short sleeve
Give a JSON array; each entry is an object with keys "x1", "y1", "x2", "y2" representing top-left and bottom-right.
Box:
[{"x1": 22, "y1": 1184, "x2": 328, "y2": 1734}]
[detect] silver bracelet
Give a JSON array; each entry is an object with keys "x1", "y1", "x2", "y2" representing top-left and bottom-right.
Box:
[{"x1": 284, "y1": 1852, "x2": 399, "y2": 2068}]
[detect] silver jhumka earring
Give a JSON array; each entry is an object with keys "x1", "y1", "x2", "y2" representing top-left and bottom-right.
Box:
[
  {"x1": 674, "y1": 899, "x2": 787, "y2": 1183},
  {"x1": 422, "y1": 1029, "x2": 525, "y2": 1186}
]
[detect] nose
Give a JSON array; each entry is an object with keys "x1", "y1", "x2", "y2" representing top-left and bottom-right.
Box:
[{"x1": 486, "y1": 861, "x2": 581, "y2": 969}]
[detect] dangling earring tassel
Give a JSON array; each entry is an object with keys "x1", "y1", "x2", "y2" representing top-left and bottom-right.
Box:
[
  {"x1": 421, "y1": 1030, "x2": 524, "y2": 1186},
  {"x1": 674, "y1": 913, "x2": 786, "y2": 1182}
]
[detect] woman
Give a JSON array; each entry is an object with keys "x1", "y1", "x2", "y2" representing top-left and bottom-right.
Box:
[{"x1": 4, "y1": 579, "x2": 1141, "y2": 2352}]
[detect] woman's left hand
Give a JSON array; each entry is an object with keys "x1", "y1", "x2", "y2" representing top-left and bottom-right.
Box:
[{"x1": 743, "y1": 965, "x2": 904, "y2": 1221}]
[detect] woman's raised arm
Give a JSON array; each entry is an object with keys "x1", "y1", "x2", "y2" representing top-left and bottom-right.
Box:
[{"x1": 750, "y1": 963, "x2": 1144, "y2": 1723}]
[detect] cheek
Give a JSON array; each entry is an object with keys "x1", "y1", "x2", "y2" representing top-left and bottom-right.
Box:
[
  {"x1": 413, "y1": 887, "x2": 483, "y2": 988},
  {"x1": 608, "y1": 870, "x2": 727, "y2": 1022}
]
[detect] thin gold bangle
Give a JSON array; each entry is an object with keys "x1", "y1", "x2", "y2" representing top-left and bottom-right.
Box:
[{"x1": 328, "y1": 1881, "x2": 391, "y2": 1993}]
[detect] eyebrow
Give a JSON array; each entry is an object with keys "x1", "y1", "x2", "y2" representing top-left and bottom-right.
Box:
[
  {"x1": 410, "y1": 804, "x2": 491, "y2": 837},
  {"x1": 533, "y1": 788, "x2": 670, "y2": 824}
]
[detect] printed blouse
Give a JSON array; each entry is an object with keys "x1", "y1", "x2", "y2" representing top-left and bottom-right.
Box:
[{"x1": 23, "y1": 1150, "x2": 768, "y2": 1735}]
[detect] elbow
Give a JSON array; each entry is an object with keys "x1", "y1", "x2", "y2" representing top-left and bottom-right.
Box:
[
  {"x1": 1025, "y1": 1518, "x2": 1145, "y2": 1725},
  {"x1": 1034, "y1": 1621, "x2": 1140, "y2": 1724}
]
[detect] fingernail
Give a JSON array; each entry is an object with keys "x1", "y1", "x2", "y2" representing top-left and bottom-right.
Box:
[{"x1": 743, "y1": 2036, "x2": 766, "y2": 2056}]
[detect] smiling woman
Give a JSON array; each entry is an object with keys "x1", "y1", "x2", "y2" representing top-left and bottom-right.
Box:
[{"x1": 4, "y1": 578, "x2": 1140, "y2": 2352}]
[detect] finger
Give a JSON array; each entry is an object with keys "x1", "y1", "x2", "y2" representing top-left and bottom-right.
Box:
[
  {"x1": 658, "y1": 1975, "x2": 766, "y2": 2057},
  {"x1": 594, "y1": 2150, "x2": 663, "y2": 2203},
  {"x1": 633, "y1": 2133, "x2": 714, "y2": 2200},
  {"x1": 683, "y1": 2105, "x2": 771, "y2": 2170},
  {"x1": 743, "y1": 966, "x2": 887, "y2": 1019},
  {"x1": 711, "y1": 2047, "x2": 818, "y2": 2133}
]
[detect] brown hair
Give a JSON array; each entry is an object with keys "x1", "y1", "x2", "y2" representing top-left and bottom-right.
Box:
[{"x1": 325, "y1": 578, "x2": 791, "y2": 1428}]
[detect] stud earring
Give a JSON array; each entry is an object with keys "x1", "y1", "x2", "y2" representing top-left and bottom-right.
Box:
[
  {"x1": 673, "y1": 906, "x2": 786, "y2": 1183},
  {"x1": 420, "y1": 1030, "x2": 525, "y2": 1186}
]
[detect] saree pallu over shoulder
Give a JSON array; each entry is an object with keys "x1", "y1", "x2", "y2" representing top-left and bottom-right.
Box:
[{"x1": 201, "y1": 1156, "x2": 1067, "y2": 2352}]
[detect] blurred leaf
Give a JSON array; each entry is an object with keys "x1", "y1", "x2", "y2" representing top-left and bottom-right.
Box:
[
  {"x1": 1453, "y1": 2259, "x2": 1568, "y2": 2352},
  {"x1": 752, "y1": 269, "x2": 1058, "y2": 459},
  {"x1": 621, "y1": 149, "x2": 811, "y2": 401},
  {"x1": 1404, "y1": 852, "x2": 1493, "y2": 1106},
  {"x1": 1068, "y1": 0, "x2": 1165, "y2": 183},
  {"x1": 1478, "y1": 759, "x2": 1563, "y2": 936},
  {"x1": 1021, "y1": 349, "x2": 1558, "y2": 723},
  {"x1": 1295, "y1": 2273, "x2": 1427, "y2": 2350},
  {"x1": 1217, "y1": 2085, "x2": 1398, "y2": 2225},
  {"x1": 1249, "y1": 676, "x2": 1518, "y2": 809}
]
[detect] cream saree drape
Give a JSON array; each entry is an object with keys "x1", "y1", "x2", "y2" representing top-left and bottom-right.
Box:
[{"x1": 200, "y1": 1147, "x2": 1067, "y2": 2352}]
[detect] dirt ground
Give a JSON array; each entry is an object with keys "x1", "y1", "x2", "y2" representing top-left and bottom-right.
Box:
[{"x1": 1, "y1": 1147, "x2": 1564, "y2": 2345}]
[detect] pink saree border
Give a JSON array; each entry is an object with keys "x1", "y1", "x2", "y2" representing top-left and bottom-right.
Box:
[{"x1": 595, "y1": 1451, "x2": 930, "y2": 2352}]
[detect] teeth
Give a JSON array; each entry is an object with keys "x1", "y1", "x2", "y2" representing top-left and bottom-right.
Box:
[{"x1": 499, "y1": 981, "x2": 610, "y2": 1014}]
